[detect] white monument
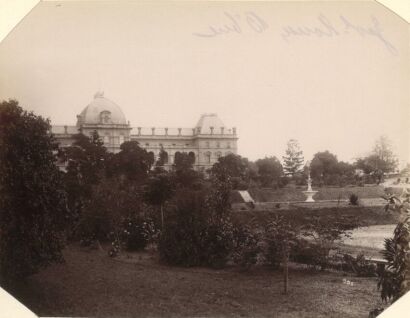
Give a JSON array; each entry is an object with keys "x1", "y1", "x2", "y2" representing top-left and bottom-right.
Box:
[{"x1": 302, "y1": 161, "x2": 318, "y2": 202}]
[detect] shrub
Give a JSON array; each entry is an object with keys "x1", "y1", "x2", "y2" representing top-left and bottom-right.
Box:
[
  {"x1": 342, "y1": 253, "x2": 377, "y2": 277},
  {"x1": 231, "y1": 225, "x2": 261, "y2": 270},
  {"x1": 121, "y1": 215, "x2": 158, "y2": 251},
  {"x1": 349, "y1": 193, "x2": 359, "y2": 205},
  {"x1": 159, "y1": 174, "x2": 235, "y2": 268},
  {"x1": 377, "y1": 195, "x2": 410, "y2": 302},
  {"x1": 291, "y1": 239, "x2": 330, "y2": 270}
]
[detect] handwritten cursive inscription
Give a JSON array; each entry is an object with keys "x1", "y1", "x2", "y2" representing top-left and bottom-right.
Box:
[
  {"x1": 281, "y1": 14, "x2": 397, "y2": 55},
  {"x1": 193, "y1": 12, "x2": 268, "y2": 37}
]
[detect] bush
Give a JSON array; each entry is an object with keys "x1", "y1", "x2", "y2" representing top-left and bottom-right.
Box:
[
  {"x1": 159, "y1": 184, "x2": 235, "y2": 268},
  {"x1": 349, "y1": 193, "x2": 359, "y2": 205},
  {"x1": 122, "y1": 215, "x2": 158, "y2": 251},
  {"x1": 158, "y1": 191, "x2": 205, "y2": 266},
  {"x1": 291, "y1": 240, "x2": 331, "y2": 270},
  {"x1": 231, "y1": 225, "x2": 261, "y2": 270},
  {"x1": 342, "y1": 253, "x2": 377, "y2": 277}
]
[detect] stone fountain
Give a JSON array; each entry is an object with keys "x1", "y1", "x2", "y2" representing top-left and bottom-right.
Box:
[{"x1": 302, "y1": 163, "x2": 318, "y2": 202}]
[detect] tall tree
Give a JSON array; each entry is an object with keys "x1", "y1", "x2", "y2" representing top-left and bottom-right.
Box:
[
  {"x1": 0, "y1": 100, "x2": 69, "y2": 286},
  {"x1": 108, "y1": 141, "x2": 153, "y2": 182},
  {"x1": 58, "y1": 131, "x2": 109, "y2": 223},
  {"x1": 310, "y1": 151, "x2": 339, "y2": 181},
  {"x1": 172, "y1": 152, "x2": 201, "y2": 188},
  {"x1": 282, "y1": 139, "x2": 304, "y2": 177},
  {"x1": 372, "y1": 135, "x2": 398, "y2": 173},
  {"x1": 211, "y1": 153, "x2": 250, "y2": 189},
  {"x1": 255, "y1": 156, "x2": 284, "y2": 187},
  {"x1": 144, "y1": 173, "x2": 175, "y2": 228}
]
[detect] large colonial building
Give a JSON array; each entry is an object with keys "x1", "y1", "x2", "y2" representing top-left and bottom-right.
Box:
[{"x1": 52, "y1": 92, "x2": 238, "y2": 171}]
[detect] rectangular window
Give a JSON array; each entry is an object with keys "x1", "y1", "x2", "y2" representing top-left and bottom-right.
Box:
[{"x1": 111, "y1": 136, "x2": 119, "y2": 145}]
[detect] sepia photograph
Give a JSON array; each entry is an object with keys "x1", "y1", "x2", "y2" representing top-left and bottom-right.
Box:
[{"x1": 0, "y1": 0, "x2": 409, "y2": 317}]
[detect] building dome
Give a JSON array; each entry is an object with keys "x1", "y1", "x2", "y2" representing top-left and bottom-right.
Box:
[
  {"x1": 76, "y1": 91, "x2": 127, "y2": 126},
  {"x1": 195, "y1": 113, "x2": 226, "y2": 134}
]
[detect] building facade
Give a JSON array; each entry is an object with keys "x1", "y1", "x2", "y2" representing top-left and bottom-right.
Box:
[{"x1": 52, "y1": 92, "x2": 238, "y2": 171}]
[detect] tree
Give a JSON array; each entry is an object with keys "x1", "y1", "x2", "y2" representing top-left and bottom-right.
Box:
[
  {"x1": 310, "y1": 151, "x2": 340, "y2": 185},
  {"x1": 156, "y1": 148, "x2": 168, "y2": 168},
  {"x1": 173, "y1": 152, "x2": 202, "y2": 188},
  {"x1": 355, "y1": 136, "x2": 398, "y2": 176},
  {"x1": 211, "y1": 153, "x2": 250, "y2": 189},
  {"x1": 78, "y1": 175, "x2": 144, "y2": 243},
  {"x1": 0, "y1": 100, "x2": 69, "y2": 287},
  {"x1": 144, "y1": 173, "x2": 175, "y2": 228},
  {"x1": 282, "y1": 139, "x2": 304, "y2": 177},
  {"x1": 159, "y1": 170, "x2": 234, "y2": 268},
  {"x1": 372, "y1": 136, "x2": 398, "y2": 173},
  {"x1": 58, "y1": 131, "x2": 109, "y2": 226},
  {"x1": 265, "y1": 216, "x2": 301, "y2": 294},
  {"x1": 107, "y1": 141, "x2": 153, "y2": 182},
  {"x1": 255, "y1": 157, "x2": 284, "y2": 187},
  {"x1": 173, "y1": 152, "x2": 195, "y2": 171}
]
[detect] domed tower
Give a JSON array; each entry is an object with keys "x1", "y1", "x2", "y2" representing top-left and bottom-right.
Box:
[
  {"x1": 193, "y1": 113, "x2": 238, "y2": 170},
  {"x1": 76, "y1": 91, "x2": 131, "y2": 153}
]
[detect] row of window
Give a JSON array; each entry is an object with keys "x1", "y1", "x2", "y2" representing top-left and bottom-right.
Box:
[
  {"x1": 150, "y1": 151, "x2": 230, "y2": 164},
  {"x1": 142, "y1": 142, "x2": 231, "y2": 149},
  {"x1": 103, "y1": 135, "x2": 125, "y2": 145}
]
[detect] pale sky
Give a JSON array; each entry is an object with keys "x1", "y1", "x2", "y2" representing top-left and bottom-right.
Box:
[{"x1": 0, "y1": 0, "x2": 409, "y2": 167}]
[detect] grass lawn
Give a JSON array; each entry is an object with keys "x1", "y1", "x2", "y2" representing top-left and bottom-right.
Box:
[
  {"x1": 248, "y1": 186, "x2": 386, "y2": 203},
  {"x1": 11, "y1": 244, "x2": 385, "y2": 318}
]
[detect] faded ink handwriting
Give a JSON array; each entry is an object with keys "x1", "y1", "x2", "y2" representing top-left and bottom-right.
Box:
[
  {"x1": 193, "y1": 12, "x2": 268, "y2": 37},
  {"x1": 281, "y1": 14, "x2": 397, "y2": 55}
]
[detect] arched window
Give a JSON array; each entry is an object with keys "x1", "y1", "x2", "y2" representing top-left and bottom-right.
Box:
[
  {"x1": 162, "y1": 151, "x2": 169, "y2": 164},
  {"x1": 174, "y1": 151, "x2": 182, "y2": 163},
  {"x1": 100, "y1": 111, "x2": 111, "y2": 124},
  {"x1": 216, "y1": 141, "x2": 220, "y2": 148},
  {"x1": 216, "y1": 151, "x2": 222, "y2": 160},
  {"x1": 204, "y1": 151, "x2": 211, "y2": 164},
  {"x1": 227, "y1": 142, "x2": 231, "y2": 149},
  {"x1": 103, "y1": 134, "x2": 109, "y2": 144},
  {"x1": 188, "y1": 151, "x2": 196, "y2": 164},
  {"x1": 119, "y1": 135, "x2": 124, "y2": 145}
]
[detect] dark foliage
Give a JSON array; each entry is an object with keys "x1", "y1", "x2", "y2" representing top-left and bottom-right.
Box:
[
  {"x1": 0, "y1": 100, "x2": 69, "y2": 286},
  {"x1": 255, "y1": 156, "x2": 284, "y2": 188},
  {"x1": 159, "y1": 175, "x2": 234, "y2": 268},
  {"x1": 342, "y1": 253, "x2": 377, "y2": 277},
  {"x1": 231, "y1": 224, "x2": 261, "y2": 270},
  {"x1": 377, "y1": 196, "x2": 410, "y2": 303},
  {"x1": 349, "y1": 193, "x2": 359, "y2": 205},
  {"x1": 77, "y1": 177, "x2": 144, "y2": 243},
  {"x1": 211, "y1": 153, "x2": 251, "y2": 190},
  {"x1": 107, "y1": 141, "x2": 153, "y2": 182}
]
